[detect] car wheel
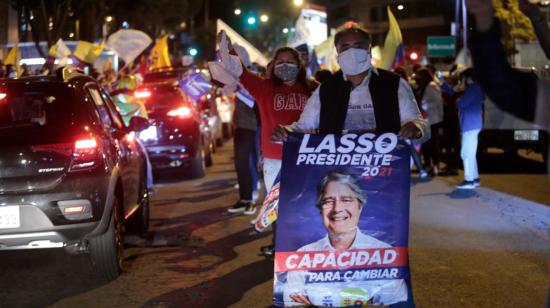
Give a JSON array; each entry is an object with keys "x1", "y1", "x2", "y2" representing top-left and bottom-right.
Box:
[
  {"x1": 89, "y1": 198, "x2": 124, "y2": 281},
  {"x1": 189, "y1": 146, "x2": 206, "y2": 179},
  {"x1": 127, "y1": 176, "x2": 150, "y2": 235}
]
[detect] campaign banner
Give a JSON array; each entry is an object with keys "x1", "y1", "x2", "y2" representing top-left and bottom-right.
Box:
[{"x1": 274, "y1": 132, "x2": 411, "y2": 307}]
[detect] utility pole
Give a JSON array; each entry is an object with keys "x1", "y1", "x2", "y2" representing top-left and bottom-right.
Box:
[{"x1": 462, "y1": 0, "x2": 468, "y2": 53}]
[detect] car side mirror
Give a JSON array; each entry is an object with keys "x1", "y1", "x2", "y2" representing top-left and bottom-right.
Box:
[{"x1": 128, "y1": 116, "x2": 149, "y2": 132}]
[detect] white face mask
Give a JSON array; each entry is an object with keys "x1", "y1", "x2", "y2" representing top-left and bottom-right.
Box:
[{"x1": 337, "y1": 48, "x2": 372, "y2": 76}]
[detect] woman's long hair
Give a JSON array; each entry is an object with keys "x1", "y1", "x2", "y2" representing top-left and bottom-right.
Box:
[
  {"x1": 268, "y1": 47, "x2": 313, "y2": 93},
  {"x1": 413, "y1": 68, "x2": 433, "y2": 103}
]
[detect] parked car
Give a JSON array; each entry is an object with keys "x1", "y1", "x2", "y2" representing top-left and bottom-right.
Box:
[
  {"x1": 135, "y1": 81, "x2": 213, "y2": 178},
  {"x1": 0, "y1": 68, "x2": 150, "y2": 280}
]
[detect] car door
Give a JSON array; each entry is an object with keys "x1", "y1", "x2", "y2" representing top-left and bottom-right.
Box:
[
  {"x1": 86, "y1": 85, "x2": 139, "y2": 216},
  {"x1": 101, "y1": 89, "x2": 144, "y2": 206}
]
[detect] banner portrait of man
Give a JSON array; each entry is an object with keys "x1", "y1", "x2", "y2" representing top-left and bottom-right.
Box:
[{"x1": 274, "y1": 133, "x2": 411, "y2": 307}]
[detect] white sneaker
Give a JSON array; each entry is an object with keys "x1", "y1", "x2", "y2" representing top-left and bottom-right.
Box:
[{"x1": 456, "y1": 180, "x2": 476, "y2": 190}]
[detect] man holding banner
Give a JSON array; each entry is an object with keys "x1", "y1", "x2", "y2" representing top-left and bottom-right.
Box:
[{"x1": 270, "y1": 24, "x2": 427, "y2": 308}]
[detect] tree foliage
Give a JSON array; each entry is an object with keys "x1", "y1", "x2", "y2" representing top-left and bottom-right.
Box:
[
  {"x1": 493, "y1": 0, "x2": 536, "y2": 56},
  {"x1": 110, "y1": 0, "x2": 204, "y2": 38},
  {"x1": 9, "y1": 0, "x2": 72, "y2": 57}
]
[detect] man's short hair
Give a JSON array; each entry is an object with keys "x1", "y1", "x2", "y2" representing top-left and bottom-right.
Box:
[
  {"x1": 334, "y1": 25, "x2": 372, "y2": 47},
  {"x1": 316, "y1": 170, "x2": 367, "y2": 209}
]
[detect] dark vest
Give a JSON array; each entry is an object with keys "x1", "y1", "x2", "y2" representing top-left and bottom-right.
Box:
[{"x1": 319, "y1": 69, "x2": 401, "y2": 134}]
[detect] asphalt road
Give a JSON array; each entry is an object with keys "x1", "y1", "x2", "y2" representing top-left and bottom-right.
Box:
[{"x1": 0, "y1": 141, "x2": 549, "y2": 308}]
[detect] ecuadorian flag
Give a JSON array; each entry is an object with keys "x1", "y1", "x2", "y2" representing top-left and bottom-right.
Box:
[{"x1": 379, "y1": 6, "x2": 404, "y2": 70}]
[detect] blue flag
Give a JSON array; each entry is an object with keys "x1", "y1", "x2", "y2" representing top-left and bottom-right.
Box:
[
  {"x1": 179, "y1": 72, "x2": 212, "y2": 101},
  {"x1": 235, "y1": 86, "x2": 255, "y2": 108}
]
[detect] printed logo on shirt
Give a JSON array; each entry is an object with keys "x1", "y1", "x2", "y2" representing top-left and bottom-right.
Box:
[
  {"x1": 274, "y1": 93, "x2": 308, "y2": 111},
  {"x1": 348, "y1": 103, "x2": 373, "y2": 110}
]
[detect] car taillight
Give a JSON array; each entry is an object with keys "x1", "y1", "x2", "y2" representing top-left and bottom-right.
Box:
[
  {"x1": 167, "y1": 106, "x2": 193, "y2": 118},
  {"x1": 0, "y1": 93, "x2": 6, "y2": 101},
  {"x1": 75, "y1": 138, "x2": 97, "y2": 149},
  {"x1": 134, "y1": 89, "x2": 151, "y2": 99},
  {"x1": 71, "y1": 137, "x2": 99, "y2": 172}
]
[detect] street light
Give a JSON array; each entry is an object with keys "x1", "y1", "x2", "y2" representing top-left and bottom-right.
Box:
[
  {"x1": 260, "y1": 14, "x2": 269, "y2": 23},
  {"x1": 397, "y1": 4, "x2": 404, "y2": 11},
  {"x1": 234, "y1": 8, "x2": 241, "y2": 15},
  {"x1": 282, "y1": 28, "x2": 289, "y2": 34},
  {"x1": 293, "y1": 0, "x2": 304, "y2": 6},
  {"x1": 105, "y1": 15, "x2": 113, "y2": 23}
]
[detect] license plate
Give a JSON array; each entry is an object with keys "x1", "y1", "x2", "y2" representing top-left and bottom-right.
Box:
[
  {"x1": 0, "y1": 206, "x2": 20, "y2": 229},
  {"x1": 139, "y1": 125, "x2": 158, "y2": 141},
  {"x1": 514, "y1": 130, "x2": 539, "y2": 141}
]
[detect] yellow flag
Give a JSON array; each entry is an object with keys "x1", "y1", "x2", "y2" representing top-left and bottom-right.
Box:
[
  {"x1": 73, "y1": 40, "x2": 105, "y2": 64},
  {"x1": 4, "y1": 43, "x2": 19, "y2": 66},
  {"x1": 86, "y1": 39, "x2": 105, "y2": 63},
  {"x1": 149, "y1": 35, "x2": 171, "y2": 70},
  {"x1": 48, "y1": 44, "x2": 58, "y2": 57},
  {"x1": 379, "y1": 6, "x2": 403, "y2": 70}
]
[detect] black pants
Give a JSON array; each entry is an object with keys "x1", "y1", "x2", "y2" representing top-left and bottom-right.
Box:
[
  {"x1": 422, "y1": 122, "x2": 443, "y2": 169},
  {"x1": 441, "y1": 116, "x2": 460, "y2": 170},
  {"x1": 234, "y1": 128, "x2": 257, "y2": 201}
]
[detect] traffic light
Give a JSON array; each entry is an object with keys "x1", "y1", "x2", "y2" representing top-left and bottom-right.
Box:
[
  {"x1": 247, "y1": 16, "x2": 257, "y2": 25},
  {"x1": 409, "y1": 51, "x2": 419, "y2": 61},
  {"x1": 188, "y1": 47, "x2": 198, "y2": 57}
]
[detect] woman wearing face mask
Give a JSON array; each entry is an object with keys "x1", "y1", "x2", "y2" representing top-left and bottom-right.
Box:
[{"x1": 212, "y1": 31, "x2": 317, "y2": 209}]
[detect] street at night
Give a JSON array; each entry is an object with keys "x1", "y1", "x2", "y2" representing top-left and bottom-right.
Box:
[
  {"x1": 0, "y1": 143, "x2": 548, "y2": 307},
  {"x1": 1, "y1": 0, "x2": 550, "y2": 307}
]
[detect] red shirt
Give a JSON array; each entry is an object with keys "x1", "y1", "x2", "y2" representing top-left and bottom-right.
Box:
[{"x1": 240, "y1": 69, "x2": 310, "y2": 159}]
